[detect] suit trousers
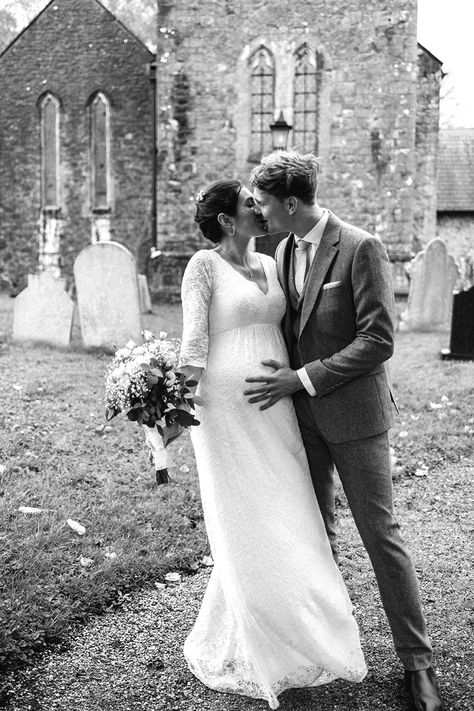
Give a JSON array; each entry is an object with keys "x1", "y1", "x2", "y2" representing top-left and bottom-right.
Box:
[{"x1": 293, "y1": 389, "x2": 433, "y2": 671}]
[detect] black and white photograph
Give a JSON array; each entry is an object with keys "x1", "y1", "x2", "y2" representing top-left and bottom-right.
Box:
[{"x1": 0, "y1": 1, "x2": 472, "y2": 709}]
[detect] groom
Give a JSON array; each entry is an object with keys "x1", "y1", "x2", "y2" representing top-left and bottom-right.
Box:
[{"x1": 245, "y1": 150, "x2": 444, "y2": 711}]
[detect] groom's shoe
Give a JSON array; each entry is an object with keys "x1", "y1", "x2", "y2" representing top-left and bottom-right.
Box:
[{"x1": 404, "y1": 668, "x2": 444, "y2": 711}]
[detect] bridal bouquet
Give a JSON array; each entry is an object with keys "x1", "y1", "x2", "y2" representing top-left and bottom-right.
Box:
[{"x1": 104, "y1": 330, "x2": 199, "y2": 483}]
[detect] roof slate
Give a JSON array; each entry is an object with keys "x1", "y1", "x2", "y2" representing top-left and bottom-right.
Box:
[{"x1": 437, "y1": 128, "x2": 474, "y2": 212}]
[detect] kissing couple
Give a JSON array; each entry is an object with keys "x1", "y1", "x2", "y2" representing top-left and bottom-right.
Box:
[{"x1": 177, "y1": 150, "x2": 444, "y2": 710}]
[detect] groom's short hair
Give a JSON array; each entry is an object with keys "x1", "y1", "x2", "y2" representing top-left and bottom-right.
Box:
[{"x1": 250, "y1": 150, "x2": 320, "y2": 204}]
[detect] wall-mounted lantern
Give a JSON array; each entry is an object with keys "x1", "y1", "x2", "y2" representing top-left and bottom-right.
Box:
[{"x1": 269, "y1": 111, "x2": 292, "y2": 150}]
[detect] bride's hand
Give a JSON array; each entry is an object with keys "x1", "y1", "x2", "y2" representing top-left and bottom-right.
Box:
[{"x1": 181, "y1": 365, "x2": 204, "y2": 407}]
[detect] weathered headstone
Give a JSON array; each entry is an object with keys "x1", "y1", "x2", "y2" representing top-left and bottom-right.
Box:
[
  {"x1": 138, "y1": 274, "x2": 152, "y2": 313},
  {"x1": 12, "y1": 271, "x2": 73, "y2": 347},
  {"x1": 441, "y1": 286, "x2": 474, "y2": 361},
  {"x1": 74, "y1": 241, "x2": 142, "y2": 348},
  {"x1": 400, "y1": 239, "x2": 459, "y2": 331}
]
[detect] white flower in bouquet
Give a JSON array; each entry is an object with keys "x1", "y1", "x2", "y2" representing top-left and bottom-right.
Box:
[
  {"x1": 125, "y1": 360, "x2": 142, "y2": 376},
  {"x1": 133, "y1": 345, "x2": 147, "y2": 356},
  {"x1": 135, "y1": 354, "x2": 152, "y2": 367},
  {"x1": 114, "y1": 347, "x2": 132, "y2": 360}
]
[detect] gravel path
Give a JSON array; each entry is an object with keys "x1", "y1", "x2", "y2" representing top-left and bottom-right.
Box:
[
  {"x1": 2, "y1": 464, "x2": 472, "y2": 711},
  {"x1": 1, "y1": 569, "x2": 402, "y2": 711}
]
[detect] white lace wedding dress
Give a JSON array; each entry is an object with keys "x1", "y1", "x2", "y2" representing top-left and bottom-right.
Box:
[{"x1": 179, "y1": 249, "x2": 367, "y2": 709}]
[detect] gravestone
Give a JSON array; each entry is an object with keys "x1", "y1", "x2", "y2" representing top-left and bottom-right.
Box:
[
  {"x1": 74, "y1": 241, "x2": 142, "y2": 348},
  {"x1": 400, "y1": 239, "x2": 459, "y2": 331},
  {"x1": 441, "y1": 286, "x2": 474, "y2": 361},
  {"x1": 138, "y1": 274, "x2": 152, "y2": 313},
  {"x1": 12, "y1": 271, "x2": 74, "y2": 347}
]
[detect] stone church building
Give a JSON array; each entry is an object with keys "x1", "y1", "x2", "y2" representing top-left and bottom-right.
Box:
[
  {"x1": 0, "y1": 0, "x2": 154, "y2": 291},
  {"x1": 0, "y1": 0, "x2": 445, "y2": 299},
  {"x1": 155, "y1": 0, "x2": 443, "y2": 297}
]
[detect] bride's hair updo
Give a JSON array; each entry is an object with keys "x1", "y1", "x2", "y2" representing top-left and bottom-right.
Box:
[{"x1": 194, "y1": 180, "x2": 243, "y2": 244}]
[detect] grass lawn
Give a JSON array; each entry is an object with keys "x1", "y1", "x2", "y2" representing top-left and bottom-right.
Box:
[
  {"x1": 0, "y1": 295, "x2": 207, "y2": 679},
  {"x1": 0, "y1": 293, "x2": 473, "y2": 709}
]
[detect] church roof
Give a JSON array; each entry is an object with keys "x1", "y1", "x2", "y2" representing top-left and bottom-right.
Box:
[
  {"x1": 437, "y1": 128, "x2": 474, "y2": 212},
  {"x1": 417, "y1": 42, "x2": 443, "y2": 67},
  {"x1": 0, "y1": 0, "x2": 154, "y2": 62}
]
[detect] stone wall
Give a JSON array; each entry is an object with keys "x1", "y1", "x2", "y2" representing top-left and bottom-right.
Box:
[
  {"x1": 413, "y1": 45, "x2": 443, "y2": 251},
  {"x1": 155, "y1": 0, "x2": 419, "y2": 296},
  {"x1": 0, "y1": 0, "x2": 154, "y2": 291}
]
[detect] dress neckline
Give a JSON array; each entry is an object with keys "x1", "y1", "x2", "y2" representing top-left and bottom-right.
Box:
[{"x1": 211, "y1": 249, "x2": 269, "y2": 295}]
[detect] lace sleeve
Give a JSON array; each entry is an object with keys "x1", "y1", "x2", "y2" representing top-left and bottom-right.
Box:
[{"x1": 179, "y1": 251, "x2": 213, "y2": 369}]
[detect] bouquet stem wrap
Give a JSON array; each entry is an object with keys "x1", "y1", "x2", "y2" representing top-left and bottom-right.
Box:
[{"x1": 144, "y1": 425, "x2": 167, "y2": 470}]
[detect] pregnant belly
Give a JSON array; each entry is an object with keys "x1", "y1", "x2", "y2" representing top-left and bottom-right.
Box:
[{"x1": 199, "y1": 322, "x2": 289, "y2": 400}]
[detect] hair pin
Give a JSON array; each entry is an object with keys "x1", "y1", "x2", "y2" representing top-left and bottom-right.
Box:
[{"x1": 196, "y1": 190, "x2": 206, "y2": 203}]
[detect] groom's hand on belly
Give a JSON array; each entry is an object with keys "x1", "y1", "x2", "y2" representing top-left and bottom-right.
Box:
[{"x1": 244, "y1": 360, "x2": 303, "y2": 410}]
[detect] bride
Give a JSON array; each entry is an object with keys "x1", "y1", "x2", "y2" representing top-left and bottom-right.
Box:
[{"x1": 178, "y1": 179, "x2": 367, "y2": 709}]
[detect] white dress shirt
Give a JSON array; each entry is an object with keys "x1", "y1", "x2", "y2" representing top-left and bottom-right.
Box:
[{"x1": 294, "y1": 210, "x2": 329, "y2": 397}]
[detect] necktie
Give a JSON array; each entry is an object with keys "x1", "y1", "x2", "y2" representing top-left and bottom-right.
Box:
[{"x1": 294, "y1": 239, "x2": 311, "y2": 294}]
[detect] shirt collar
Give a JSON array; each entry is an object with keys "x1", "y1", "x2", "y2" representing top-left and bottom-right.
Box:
[{"x1": 294, "y1": 209, "x2": 329, "y2": 247}]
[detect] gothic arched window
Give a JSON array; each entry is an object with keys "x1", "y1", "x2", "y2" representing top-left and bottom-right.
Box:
[
  {"x1": 40, "y1": 93, "x2": 60, "y2": 209},
  {"x1": 249, "y1": 47, "x2": 275, "y2": 157},
  {"x1": 293, "y1": 44, "x2": 320, "y2": 153},
  {"x1": 90, "y1": 92, "x2": 110, "y2": 211}
]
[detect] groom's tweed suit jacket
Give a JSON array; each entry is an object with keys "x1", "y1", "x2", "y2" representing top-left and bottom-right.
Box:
[{"x1": 275, "y1": 210, "x2": 398, "y2": 444}]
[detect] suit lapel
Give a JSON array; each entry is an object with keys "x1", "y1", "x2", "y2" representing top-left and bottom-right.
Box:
[
  {"x1": 276, "y1": 235, "x2": 292, "y2": 293},
  {"x1": 299, "y1": 212, "x2": 341, "y2": 337},
  {"x1": 276, "y1": 235, "x2": 294, "y2": 345}
]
